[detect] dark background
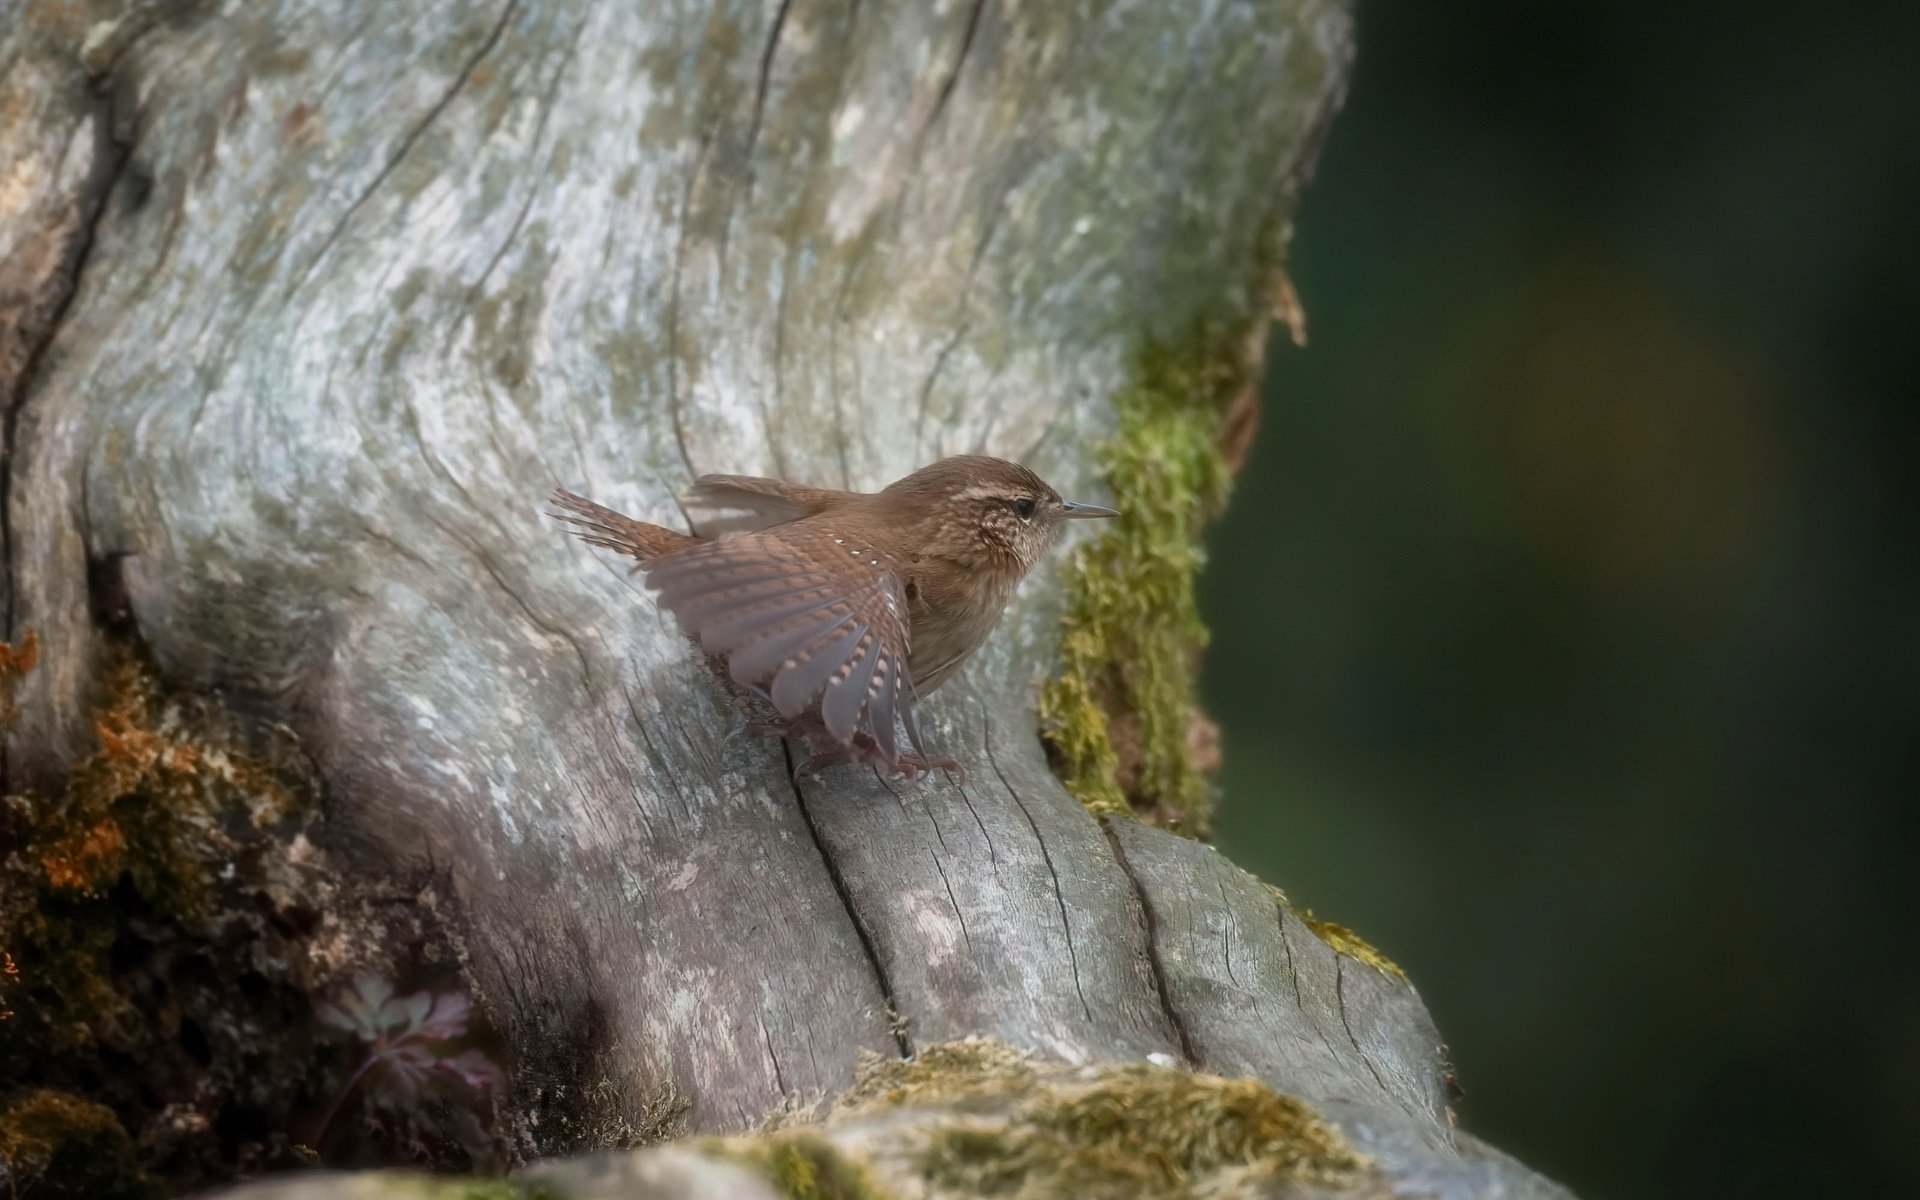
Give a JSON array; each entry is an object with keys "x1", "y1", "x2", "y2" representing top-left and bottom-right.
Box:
[{"x1": 1203, "y1": 2, "x2": 1918, "y2": 1197}]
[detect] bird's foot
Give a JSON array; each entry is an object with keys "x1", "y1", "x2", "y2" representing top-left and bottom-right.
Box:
[
  {"x1": 791, "y1": 746, "x2": 851, "y2": 780},
  {"x1": 887, "y1": 751, "x2": 965, "y2": 785},
  {"x1": 791, "y1": 731, "x2": 965, "y2": 785}
]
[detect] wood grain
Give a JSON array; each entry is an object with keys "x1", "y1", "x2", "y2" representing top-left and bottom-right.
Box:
[{"x1": 2, "y1": 0, "x2": 1569, "y2": 1194}]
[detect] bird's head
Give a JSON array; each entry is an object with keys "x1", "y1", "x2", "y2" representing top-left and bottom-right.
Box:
[{"x1": 879, "y1": 455, "x2": 1120, "y2": 574}]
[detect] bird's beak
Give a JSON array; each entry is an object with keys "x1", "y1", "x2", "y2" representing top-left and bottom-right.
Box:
[{"x1": 1060, "y1": 499, "x2": 1121, "y2": 519}]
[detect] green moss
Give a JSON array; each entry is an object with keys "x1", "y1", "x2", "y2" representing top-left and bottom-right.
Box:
[
  {"x1": 915, "y1": 1069, "x2": 1367, "y2": 1199},
  {"x1": 1296, "y1": 915, "x2": 1406, "y2": 981},
  {"x1": 0, "y1": 1088, "x2": 155, "y2": 1200},
  {"x1": 837, "y1": 1039, "x2": 1038, "y2": 1114},
  {"x1": 709, "y1": 1131, "x2": 887, "y2": 1200},
  {"x1": 1041, "y1": 330, "x2": 1246, "y2": 834},
  {"x1": 1262, "y1": 883, "x2": 1407, "y2": 980},
  {"x1": 836, "y1": 1040, "x2": 1369, "y2": 1199}
]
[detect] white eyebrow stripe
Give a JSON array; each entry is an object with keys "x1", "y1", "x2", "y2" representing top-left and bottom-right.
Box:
[{"x1": 953, "y1": 485, "x2": 1015, "y2": 503}]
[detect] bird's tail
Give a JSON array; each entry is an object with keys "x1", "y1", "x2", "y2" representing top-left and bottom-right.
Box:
[{"x1": 548, "y1": 488, "x2": 699, "y2": 563}]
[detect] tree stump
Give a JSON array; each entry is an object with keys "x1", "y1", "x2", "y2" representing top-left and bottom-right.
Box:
[{"x1": 1, "y1": 0, "x2": 1570, "y2": 1195}]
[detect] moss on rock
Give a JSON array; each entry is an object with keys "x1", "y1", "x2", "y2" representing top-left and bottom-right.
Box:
[
  {"x1": 0, "y1": 649, "x2": 314, "y2": 1068},
  {"x1": 1040, "y1": 330, "x2": 1249, "y2": 835},
  {"x1": 0, "y1": 645, "x2": 344, "y2": 1193},
  {"x1": 714, "y1": 1131, "x2": 887, "y2": 1200},
  {"x1": 913, "y1": 1068, "x2": 1366, "y2": 1199},
  {"x1": 836, "y1": 1039, "x2": 1039, "y2": 1115},
  {"x1": 1296, "y1": 916, "x2": 1406, "y2": 982},
  {"x1": 1261, "y1": 883, "x2": 1407, "y2": 980},
  {"x1": 841, "y1": 1038, "x2": 1371, "y2": 1199},
  {"x1": 0, "y1": 1088, "x2": 156, "y2": 1200}
]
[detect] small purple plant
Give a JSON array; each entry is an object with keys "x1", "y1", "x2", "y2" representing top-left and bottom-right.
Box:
[{"x1": 312, "y1": 972, "x2": 502, "y2": 1150}]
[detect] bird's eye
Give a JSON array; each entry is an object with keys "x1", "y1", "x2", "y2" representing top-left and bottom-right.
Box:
[{"x1": 1013, "y1": 497, "x2": 1037, "y2": 520}]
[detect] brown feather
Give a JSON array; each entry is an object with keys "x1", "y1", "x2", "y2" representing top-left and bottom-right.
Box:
[
  {"x1": 684, "y1": 474, "x2": 853, "y2": 536},
  {"x1": 548, "y1": 456, "x2": 1117, "y2": 776},
  {"x1": 550, "y1": 488, "x2": 697, "y2": 561},
  {"x1": 631, "y1": 524, "x2": 917, "y2": 754}
]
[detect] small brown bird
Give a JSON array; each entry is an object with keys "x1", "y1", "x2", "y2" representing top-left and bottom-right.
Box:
[{"x1": 550, "y1": 456, "x2": 1118, "y2": 779}]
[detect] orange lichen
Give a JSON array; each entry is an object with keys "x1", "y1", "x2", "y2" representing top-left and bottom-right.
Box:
[
  {"x1": 1, "y1": 648, "x2": 308, "y2": 1070},
  {"x1": 87, "y1": 706, "x2": 203, "y2": 797},
  {"x1": 2, "y1": 948, "x2": 17, "y2": 1021},
  {"x1": 39, "y1": 820, "x2": 129, "y2": 893},
  {"x1": 0, "y1": 627, "x2": 40, "y2": 675},
  {"x1": 0, "y1": 627, "x2": 40, "y2": 727}
]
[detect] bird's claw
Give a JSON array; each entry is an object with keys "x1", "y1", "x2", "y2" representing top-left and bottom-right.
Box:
[
  {"x1": 887, "y1": 753, "x2": 965, "y2": 784},
  {"x1": 791, "y1": 753, "x2": 833, "y2": 781},
  {"x1": 790, "y1": 733, "x2": 964, "y2": 785}
]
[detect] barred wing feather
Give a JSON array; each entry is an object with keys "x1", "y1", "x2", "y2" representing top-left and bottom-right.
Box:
[{"x1": 640, "y1": 526, "x2": 919, "y2": 757}]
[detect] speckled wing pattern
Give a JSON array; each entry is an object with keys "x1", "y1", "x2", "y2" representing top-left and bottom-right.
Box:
[{"x1": 639, "y1": 525, "x2": 924, "y2": 761}]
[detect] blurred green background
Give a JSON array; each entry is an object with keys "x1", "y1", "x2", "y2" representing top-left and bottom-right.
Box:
[{"x1": 1202, "y1": 2, "x2": 1919, "y2": 1197}]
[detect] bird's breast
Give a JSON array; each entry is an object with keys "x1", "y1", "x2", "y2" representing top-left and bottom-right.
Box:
[{"x1": 903, "y1": 570, "x2": 1018, "y2": 695}]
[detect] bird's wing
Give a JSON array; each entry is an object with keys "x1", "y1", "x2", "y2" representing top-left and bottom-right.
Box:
[
  {"x1": 683, "y1": 474, "x2": 854, "y2": 537},
  {"x1": 640, "y1": 524, "x2": 920, "y2": 760}
]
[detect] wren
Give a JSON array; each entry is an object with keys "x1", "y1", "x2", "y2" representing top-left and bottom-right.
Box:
[{"x1": 550, "y1": 456, "x2": 1118, "y2": 779}]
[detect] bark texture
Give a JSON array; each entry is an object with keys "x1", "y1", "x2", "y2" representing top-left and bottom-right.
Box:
[{"x1": 0, "y1": 0, "x2": 1569, "y2": 1196}]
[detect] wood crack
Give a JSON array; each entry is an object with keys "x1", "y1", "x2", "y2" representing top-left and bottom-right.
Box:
[
  {"x1": 457, "y1": 8, "x2": 584, "y2": 341},
  {"x1": 759, "y1": 1011, "x2": 790, "y2": 1096},
  {"x1": 784, "y1": 744, "x2": 912, "y2": 1057},
  {"x1": 913, "y1": 187, "x2": 1005, "y2": 457},
  {"x1": 885, "y1": 770, "x2": 950, "y2": 854},
  {"x1": 1335, "y1": 955, "x2": 1410, "y2": 1117},
  {"x1": 463, "y1": 534, "x2": 598, "y2": 694},
  {"x1": 1274, "y1": 893, "x2": 1358, "y2": 1079},
  {"x1": 1, "y1": 85, "x2": 133, "y2": 790},
  {"x1": 953, "y1": 774, "x2": 999, "y2": 876},
  {"x1": 925, "y1": 0, "x2": 989, "y2": 136},
  {"x1": 930, "y1": 848, "x2": 975, "y2": 956},
  {"x1": 1099, "y1": 816, "x2": 1198, "y2": 1065},
  {"x1": 289, "y1": 0, "x2": 521, "y2": 299},
  {"x1": 1217, "y1": 875, "x2": 1241, "y2": 988},
  {"x1": 984, "y1": 718, "x2": 1093, "y2": 1026},
  {"x1": 742, "y1": 0, "x2": 794, "y2": 194},
  {"x1": 716, "y1": 0, "x2": 794, "y2": 269},
  {"x1": 665, "y1": 128, "x2": 718, "y2": 483}
]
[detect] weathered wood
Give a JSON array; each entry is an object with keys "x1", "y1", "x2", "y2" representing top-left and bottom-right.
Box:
[
  {"x1": 213, "y1": 1152, "x2": 783, "y2": 1200},
  {"x1": 1106, "y1": 819, "x2": 1576, "y2": 1194},
  {"x1": 799, "y1": 684, "x2": 1183, "y2": 1063},
  {"x1": 2, "y1": 0, "x2": 1572, "y2": 1195}
]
